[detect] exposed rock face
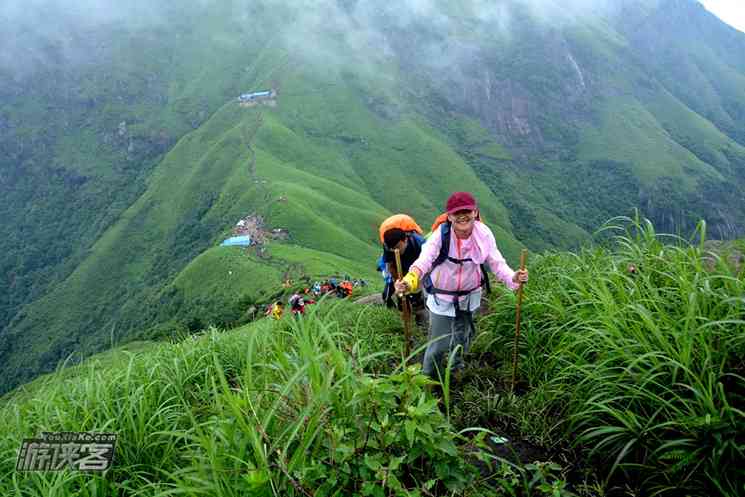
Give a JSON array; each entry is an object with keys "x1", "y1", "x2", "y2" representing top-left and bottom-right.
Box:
[
  {"x1": 389, "y1": 22, "x2": 592, "y2": 154},
  {"x1": 470, "y1": 77, "x2": 536, "y2": 140}
]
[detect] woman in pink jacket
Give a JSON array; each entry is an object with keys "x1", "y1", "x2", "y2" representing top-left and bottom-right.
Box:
[{"x1": 395, "y1": 192, "x2": 528, "y2": 379}]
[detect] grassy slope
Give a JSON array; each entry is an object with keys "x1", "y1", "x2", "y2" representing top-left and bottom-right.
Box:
[
  {"x1": 3, "y1": 104, "x2": 270, "y2": 383},
  {"x1": 169, "y1": 248, "x2": 282, "y2": 304},
  {"x1": 2, "y1": 54, "x2": 524, "y2": 393},
  {"x1": 578, "y1": 96, "x2": 723, "y2": 187},
  {"x1": 0, "y1": 340, "x2": 157, "y2": 405},
  {"x1": 2, "y1": 228, "x2": 743, "y2": 496},
  {"x1": 0, "y1": 3, "x2": 281, "y2": 382},
  {"x1": 566, "y1": 12, "x2": 734, "y2": 191},
  {"x1": 168, "y1": 242, "x2": 381, "y2": 316},
  {"x1": 642, "y1": 87, "x2": 745, "y2": 173}
]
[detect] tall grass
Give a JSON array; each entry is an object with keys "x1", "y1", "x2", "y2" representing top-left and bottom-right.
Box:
[
  {"x1": 4, "y1": 215, "x2": 743, "y2": 496},
  {"x1": 479, "y1": 214, "x2": 745, "y2": 496},
  {"x1": 0, "y1": 302, "x2": 476, "y2": 496}
]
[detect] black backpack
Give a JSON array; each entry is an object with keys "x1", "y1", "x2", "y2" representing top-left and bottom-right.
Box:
[{"x1": 421, "y1": 221, "x2": 491, "y2": 297}]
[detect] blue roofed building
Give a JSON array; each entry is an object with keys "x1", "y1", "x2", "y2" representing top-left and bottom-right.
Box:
[
  {"x1": 237, "y1": 89, "x2": 277, "y2": 106},
  {"x1": 220, "y1": 235, "x2": 252, "y2": 247}
]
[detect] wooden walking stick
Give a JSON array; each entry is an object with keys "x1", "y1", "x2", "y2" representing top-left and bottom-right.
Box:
[
  {"x1": 394, "y1": 249, "x2": 412, "y2": 358},
  {"x1": 511, "y1": 249, "x2": 528, "y2": 392}
]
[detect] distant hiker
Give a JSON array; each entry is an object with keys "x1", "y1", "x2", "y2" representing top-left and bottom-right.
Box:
[
  {"x1": 267, "y1": 301, "x2": 284, "y2": 320},
  {"x1": 395, "y1": 192, "x2": 529, "y2": 379},
  {"x1": 378, "y1": 255, "x2": 396, "y2": 308},
  {"x1": 341, "y1": 280, "x2": 354, "y2": 297},
  {"x1": 335, "y1": 280, "x2": 352, "y2": 298},
  {"x1": 379, "y1": 214, "x2": 427, "y2": 323},
  {"x1": 289, "y1": 293, "x2": 305, "y2": 315}
]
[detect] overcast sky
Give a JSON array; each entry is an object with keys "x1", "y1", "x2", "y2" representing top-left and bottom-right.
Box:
[{"x1": 699, "y1": 0, "x2": 745, "y2": 32}]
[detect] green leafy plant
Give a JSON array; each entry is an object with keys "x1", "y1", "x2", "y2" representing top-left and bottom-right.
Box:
[{"x1": 301, "y1": 365, "x2": 476, "y2": 496}]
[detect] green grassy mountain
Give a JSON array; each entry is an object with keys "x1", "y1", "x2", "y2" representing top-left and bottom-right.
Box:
[{"x1": 2, "y1": 0, "x2": 745, "y2": 394}]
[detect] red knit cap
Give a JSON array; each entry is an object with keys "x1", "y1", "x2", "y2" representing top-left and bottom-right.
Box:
[{"x1": 445, "y1": 192, "x2": 477, "y2": 214}]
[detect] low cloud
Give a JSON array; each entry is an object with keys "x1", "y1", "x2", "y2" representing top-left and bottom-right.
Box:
[{"x1": 0, "y1": 0, "x2": 638, "y2": 82}]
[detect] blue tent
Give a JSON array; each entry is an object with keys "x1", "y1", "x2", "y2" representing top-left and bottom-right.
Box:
[{"x1": 221, "y1": 235, "x2": 251, "y2": 247}]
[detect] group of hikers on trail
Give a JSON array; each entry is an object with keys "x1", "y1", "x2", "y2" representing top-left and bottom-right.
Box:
[
  {"x1": 379, "y1": 191, "x2": 529, "y2": 379},
  {"x1": 266, "y1": 293, "x2": 313, "y2": 320},
  {"x1": 266, "y1": 293, "x2": 317, "y2": 319},
  {"x1": 306, "y1": 277, "x2": 363, "y2": 299},
  {"x1": 265, "y1": 276, "x2": 365, "y2": 320}
]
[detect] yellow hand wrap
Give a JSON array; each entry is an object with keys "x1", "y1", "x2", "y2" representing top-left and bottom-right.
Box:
[{"x1": 402, "y1": 271, "x2": 419, "y2": 294}]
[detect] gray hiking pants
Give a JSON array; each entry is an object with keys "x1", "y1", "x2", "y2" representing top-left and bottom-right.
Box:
[{"x1": 421, "y1": 309, "x2": 475, "y2": 379}]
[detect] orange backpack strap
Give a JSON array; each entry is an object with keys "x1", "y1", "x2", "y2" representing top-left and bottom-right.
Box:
[
  {"x1": 379, "y1": 214, "x2": 423, "y2": 244},
  {"x1": 430, "y1": 213, "x2": 449, "y2": 233}
]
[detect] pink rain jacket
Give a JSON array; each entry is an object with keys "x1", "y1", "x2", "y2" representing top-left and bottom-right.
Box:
[{"x1": 411, "y1": 221, "x2": 518, "y2": 305}]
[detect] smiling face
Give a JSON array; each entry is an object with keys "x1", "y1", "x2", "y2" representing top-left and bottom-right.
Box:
[{"x1": 448, "y1": 209, "x2": 477, "y2": 238}]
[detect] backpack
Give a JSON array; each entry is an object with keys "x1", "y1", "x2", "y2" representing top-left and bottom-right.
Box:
[
  {"x1": 407, "y1": 232, "x2": 426, "y2": 255},
  {"x1": 376, "y1": 254, "x2": 392, "y2": 283},
  {"x1": 421, "y1": 221, "x2": 491, "y2": 297}
]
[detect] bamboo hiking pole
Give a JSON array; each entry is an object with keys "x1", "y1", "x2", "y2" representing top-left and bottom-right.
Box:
[
  {"x1": 510, "y1": 249, "x2": 528, "y2": 392},
  {"x1": 394, "y1": 249, "x2": 412, "y2": 358}
]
